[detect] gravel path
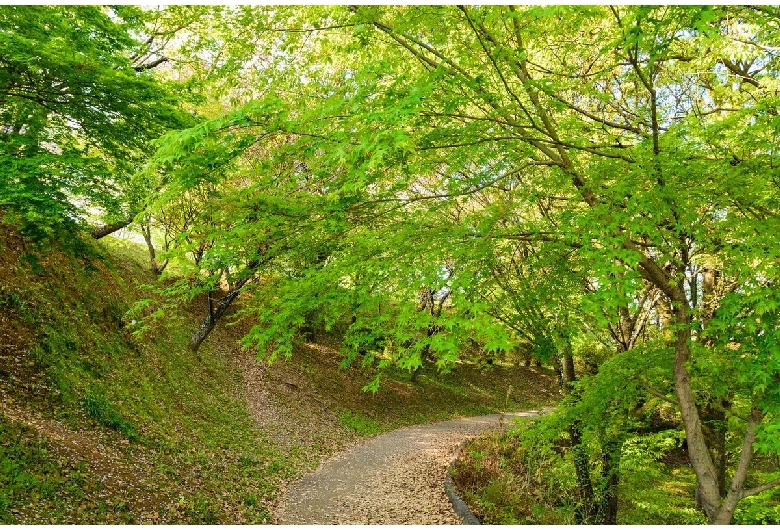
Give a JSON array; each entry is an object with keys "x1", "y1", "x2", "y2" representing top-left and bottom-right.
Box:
[{"x1": 277, "y1": 412, "x2": 541, "y2": 525}]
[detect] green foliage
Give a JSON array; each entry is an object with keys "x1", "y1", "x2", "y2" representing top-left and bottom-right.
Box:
[
  {"x1": 177, "y1": 492, "x2": 220, "y2": 524},
  {"x1": 0, "y1": 417, "x2": 88, "y2": 523},
  {"x1": 733, "y1": 490, "x2": 780, "y2": 525},
  {"x1": 0, "y1": 6, "x2": 189, "y2": 238},
  {"x1": 619, "y1": 460, "x2": 707, "y2": 525},
  {"x1": 0, "y1": 289, "x2": 26, "y2": 312},
  {"x1": 456, "y1": 426, "x2": 714, "y2": 525},
  {"x1": 1, "y1": 229, "x2": 559, "y2": 523},
  {"x1": 135, "y1": 6, "x2": 780, "y2": 518},
  {"x1": 451, "y1": 430, "x2": 575, "y2": 525},
  {"x1": 7, "y1": 3, "x2": 780, "y2": 522},
  {"x1": 0, "y1": 233, "x2": 296, "y2": 522}
]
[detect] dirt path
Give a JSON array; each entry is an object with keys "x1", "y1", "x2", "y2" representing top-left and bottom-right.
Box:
[{"x1": 276, "y1": 412, "x2": 541, "y2": 524}]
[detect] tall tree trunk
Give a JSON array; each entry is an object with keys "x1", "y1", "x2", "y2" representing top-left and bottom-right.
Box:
[
  {"x1": 671, "y1": 306, "x2": 722, "y2": 521},
  {"x1": 643, "y1": 269, "x2": 769, "y2": 524},
  {"x1": 637, "y1": 257, "x2": 731, "y2": 521},
  {"x1": 695, "y1": 267, "x2": 729, "y2": 510},
  {"x1": 696, "y1": 403, "x2": 729, "y2": 509},
  {"x1": 561, "y1": 351, "x2": 597, "y2": 523}
]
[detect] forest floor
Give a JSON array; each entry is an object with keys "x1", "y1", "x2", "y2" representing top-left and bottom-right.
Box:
[
  {"x1": 228, "y1": 324, "x2": 560, "y2": 523},
  {"x1": 0, "y1": 230, "x2": 560, "y2": 523}
]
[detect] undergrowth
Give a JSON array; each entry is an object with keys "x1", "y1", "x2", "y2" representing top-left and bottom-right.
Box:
[
  {"x1": 0, "y1": 420, "x2": 88, "y2": 524},
  {"x1": 338, "y1": 411, "x2": 382, "y2": 436},
  {"x1": 452, "y1": 424, "x2": 780, "y2": 525},
  {"x1": 0, "y1": 231, "x2": 293, "y2": 523}
]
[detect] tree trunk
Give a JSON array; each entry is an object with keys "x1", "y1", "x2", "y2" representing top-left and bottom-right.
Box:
[
  {"x1": 91, "y1": 218, "x2": 133, "y2": 239},
  {"x1": 189, "y1": 289, "x2": 242, "y2": 351},
  {"x1": 570, "y1": 420, "x2": 596, "y2": 523},
  {"x1": 410, "y1": 344, "x2": 430, "y2": 383},
  {"x1": 696, "y1": 401, "x2": 729, "y2": 510},
  {"x1": 188, "y1": 259, "x2": 262, "y2": 351},
  {"x1": 141, "y1": 222, "x2": 167, "y2": 274},
  {"x1": 412, "y1": 321, "x2": 438, "y2": 383},
  {"x1": 562, "y1": 352, "x2": 576, "y2": 387},
  {"x1": 695, "y1": 266, "x2": 728, "y2": 507},
  {"x1": 600, "y1": 438, "x2": 621, "y2": 524},
  {"x1": 711, "y1": 409, "x2": 763, "y2": 524},
  {"x1": 411, "y1": 287, "x2": 446, "y2": 384},
  {"x1": 561, "y1": 352, "x2": 597, "y2": 523},
  {"x1": 671, "y1": 306, "x2": 722, "y2": 521}
]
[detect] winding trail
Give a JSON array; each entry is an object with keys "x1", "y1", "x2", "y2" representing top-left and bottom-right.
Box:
[{"x1": 277, "y1": 411, "x2": 541, "y2": 525}]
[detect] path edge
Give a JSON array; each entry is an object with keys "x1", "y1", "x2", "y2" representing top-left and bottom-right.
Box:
[
  {"x1": 445, "y1": 440, "x2": 481, "y2": 525},
  {"x1": 444, "y1": 410, "x2": 549, "y2": 525}
]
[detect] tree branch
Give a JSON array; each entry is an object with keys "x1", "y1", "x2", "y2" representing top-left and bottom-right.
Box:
[
  {"x1": 643, "y1": 384, "x2": 680, "y2": 406},
  {"x1": 134, "y1": 56, "x2": 169, "y2": 71},
  {"x1": 720, "y1": 58, "x2": 761, "y2": 88},
  {"x1": 743, "y1": 476, "x2": 780, "y2": 498}
]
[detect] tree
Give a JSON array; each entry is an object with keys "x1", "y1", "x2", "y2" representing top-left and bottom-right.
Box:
[
  {"x1": 0, "y1": 6, "x2": 189, "y2": 241},
  {"x1": 337, "y1": 6, "x2": 780, "y2": 522},
  {"x1": 140, "y1": 5, "x2": 780, "y2": 522}
]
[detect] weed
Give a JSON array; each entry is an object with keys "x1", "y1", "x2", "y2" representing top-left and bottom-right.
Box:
[
  {"x1": 0, "y1": 493, "x2": 9, "y2": 524},
  {"x1": 467, "y1": 405, "x2": 494, "y2": 416},
  {"x1": 451, "y1": 431, "x2": 574, "y2": 525},
  {"x1": 0, "y1": 290, "x2": 25, "y2": 311},
  {"x1": 80, "y1": 389, "x2": 139, "y2": 440},
  {"x1": 265, "y1": 458, "x2": 296, "y2": 478},
  {"x1": 242, "y1": 495, "x2": 257, "y2": 507},
  {"x1": 182, "y1": 492, "x2": 219, "y2": 524},
  {"x1": 338, "y1": 410, "x2": 382, "y2": 436},
  {"x1": 20, "y1": 253, "x2": 45, "y2": 275},
  {"x1": 469, "y1": 449, "x2": 487, "y2": 460}
]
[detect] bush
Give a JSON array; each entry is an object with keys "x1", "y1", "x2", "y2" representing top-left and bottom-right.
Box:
[{"x1": 733, "y1": 494, "x2": 780, "y2": 525}]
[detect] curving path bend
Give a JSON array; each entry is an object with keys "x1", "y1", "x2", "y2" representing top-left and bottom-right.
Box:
[{"x1": 277, "y1": 411, "x2": 542, "y2": 525}]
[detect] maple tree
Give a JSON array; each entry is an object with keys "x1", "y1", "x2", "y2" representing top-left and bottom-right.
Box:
[{"x1": 4, "y1": 5, "x2": 779, "y2": 523}]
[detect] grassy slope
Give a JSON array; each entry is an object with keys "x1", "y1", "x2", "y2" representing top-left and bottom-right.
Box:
[{"x1": 0, "y1": 228, "x2": 559, "y2": 524}]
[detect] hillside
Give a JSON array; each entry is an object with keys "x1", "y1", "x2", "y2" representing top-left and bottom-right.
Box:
[{"x1": 0, "y1": 227, "x2": 559, "y2": 524}]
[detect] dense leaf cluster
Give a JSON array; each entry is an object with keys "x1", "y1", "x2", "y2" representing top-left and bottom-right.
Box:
[{"x1": 0, "y1": 6, "x2": 187, "y2": 239}]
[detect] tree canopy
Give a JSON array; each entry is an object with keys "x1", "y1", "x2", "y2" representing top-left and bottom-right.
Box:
[
  {"x1": 3, "y1": 5, "x2": 779, "y2": 524},
  {"x1": 0, "y1": 6, "x2": 194, "y2": 240}
]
